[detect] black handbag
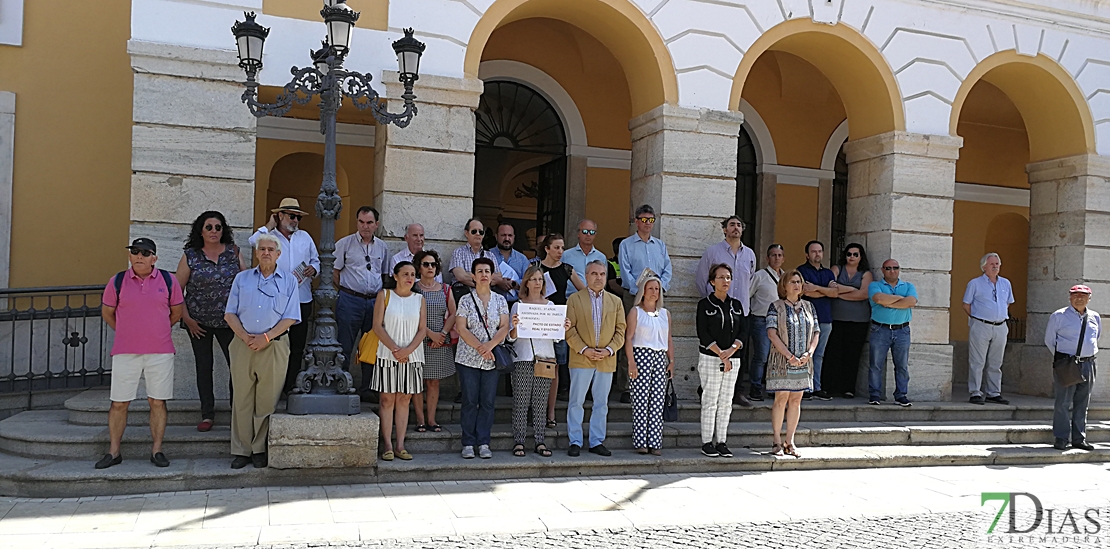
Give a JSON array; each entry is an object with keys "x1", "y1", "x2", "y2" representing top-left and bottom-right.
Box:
[
  {"x1": 663, "y1": 378, "x2": 679, "y2": 422},
  {"x1": 1052, "y1": 312, "x2": 1089, "y2": 388},
  {"x1": 470, "y1": 292, "x2": 516, "y2": 372}
]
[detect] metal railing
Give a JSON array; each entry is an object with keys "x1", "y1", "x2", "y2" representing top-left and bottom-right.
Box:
[
  {"x1": 1006, "y1": 316, "x2": 1027, "y2": 343},
  {"x1": 0, "y1": 285, "x2": 113, "y2": 395}
]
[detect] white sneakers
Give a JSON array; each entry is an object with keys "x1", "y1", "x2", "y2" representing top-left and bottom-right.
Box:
[
  {"x1": 478, "y1": 444, "x2": 493, "y2": 459},
  {"x1": 461, "y1": 445, "x2": 475, "y2": 459}
]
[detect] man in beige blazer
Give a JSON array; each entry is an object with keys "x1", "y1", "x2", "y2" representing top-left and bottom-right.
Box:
[{"x1": 565, "y1": 260, "x2": 626, "y2": 457}]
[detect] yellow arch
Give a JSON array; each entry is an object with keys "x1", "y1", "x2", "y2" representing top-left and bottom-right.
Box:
[
  {"x1": 950, "y1": 51, "x2": 1095, "y2": 163},
  {"x1": 730, "y1": 19, "x2": 904, "y2": 140},
  {"x1": 465, "y1": 0, "x2": 679, "y2": 117}
]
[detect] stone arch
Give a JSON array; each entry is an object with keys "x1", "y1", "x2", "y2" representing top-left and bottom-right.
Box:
[
  {"x1": 950, "y1": 51, "x2": 1095, "y2": 163},
  {"x1": 730, "y1": 19, "x2": 904, "y2": 141},
  {"x1": 738, "y1": 98, "x2": 775, "y2": 166},
  {"x1": 465, "y1": 0, "x2": 679, "y2": 116},
  {"x1": 267, "y1": 152, "x2": 349, "y2": 239},
  {"x1": 820, "y1": 119, "x2": 850, "y2": 171},
  {"x1": 478, "y1": 59, "x2": 587, "y2": 152}
]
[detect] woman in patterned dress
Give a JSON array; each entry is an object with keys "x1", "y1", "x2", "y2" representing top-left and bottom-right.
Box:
[
  {"x1": 625, "y1": 271, "x2": 672, "y2": 456},
  {"x1": 455, "y1": 257, "x2": 510, "y2": 460},
  {"x1": 411, "y1": 250, "x2": 455, "y2": 433},
  {"x1": 766, "y1": 269, "x2": 821, "y2": 458},
  {"x1": 175, "y1": 211, "x2": 248, "y2": 432},
  {"x1": 371, "y1": 262, "x2": 427, "y2": 461}
]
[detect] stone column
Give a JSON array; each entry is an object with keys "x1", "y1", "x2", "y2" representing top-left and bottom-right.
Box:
[
  {"x1": 128, "y1": 41, "x2": 259, "y2": 400},
  {"x1": 1024, "y1": 154, "x2": 1110, "y2": 402},
  {"x1": 753, "y1": 172, "x2": 776, "y2": 261},
  {"x1": 374, "y1": 71, "x2": 483, "y2": 258},
  {"x1": 629, "y1": 105, "x2": 745, "y2": 399},
  {"x1": 842, "y1": 131, "x2": 962, "y2": 401},
  {"x1": 0, "y1": 92, "x2": 13, "y2": 295}
]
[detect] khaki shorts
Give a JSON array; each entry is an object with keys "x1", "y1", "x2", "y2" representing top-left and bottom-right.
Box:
[{"x1": 110, "y1": 353, "x2": 175, "y2": 402}]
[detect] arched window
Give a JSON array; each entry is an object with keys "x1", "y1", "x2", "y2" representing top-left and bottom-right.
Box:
[
  {"x1": 735, "y1": 126, "x2": 758, "y2": 247},
  {"x1": 831, "y1": 147, "x2": 848, "y2": 254}
]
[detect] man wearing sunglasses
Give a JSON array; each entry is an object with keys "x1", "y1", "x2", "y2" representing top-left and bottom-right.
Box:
[
  {"x1": 962, "y1": 253, "x2": 1013, "y2": 405},
  {"x1": 96, "y1": 238, "x2": 185, "y2": 470},
  {"x1": 249, "y1": 197, "x2": 320, "y2": 397},
  {"x1": 450, "y1": 218, "x2": 505, "y2": 293},
  {"x1": 867, "y1": 259, "x2": 918, "y2": 407},
  {"x1": 334, "y1": 206, "x2": 390, "y2": 398},
  {"x1": 563, "y1": 219, "x2": 607, "y2": 300},
  {"x1": 616, "y1": 204, "x2": 672, "y2": 403}
]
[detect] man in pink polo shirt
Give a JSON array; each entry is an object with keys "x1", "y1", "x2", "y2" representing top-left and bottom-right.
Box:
[{"x1": 97, "y1": 238, "x2": 184, "y2": 469}]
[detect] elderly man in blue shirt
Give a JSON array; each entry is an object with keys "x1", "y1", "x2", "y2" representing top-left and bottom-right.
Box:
[
  {"x1": 224, "y1": 233, "x2": 302, "y2": 469},
  {"x1": 1044, "y1": 284, "x2": 1101, "y2": 451},
  {"x1": 962, "y1": 253, "x2": 1014, "y2": 405},
  {"x1": 563, "y1": 219, "x2": 607, "y2": 300},
  {"x1": 616, "y1": 204, "x2": 672, "y2": 401},
  {"x1": 867, "y1": 258, "x2": 918, "y2": 407}
]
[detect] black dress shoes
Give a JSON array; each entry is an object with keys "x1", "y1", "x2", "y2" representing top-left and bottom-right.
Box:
[
  {"x1": 589, "y1": 444, "x2": 612, "y2": 457},
  {"x1": 231, "y1": 455, "x2": 253, "y2": 469},
  {"x1": 567, "y1": 444, "x2": 581, "y2": 457},
  {"x1": 95, "y1": 453, "x2": 122, "y2": 469},
  {"x1": 150, "y1": 452, "x2": 170, "y2": 468},
  {"x1": 252, "y1": 453, "x2": 268, "y2": 468},
  {"x1": 1072, "y1": 440, "x2": 1095, "y2": 451},
  {"x1": 1053, "y1": 438, "x2": 1069, "y2": 451}
]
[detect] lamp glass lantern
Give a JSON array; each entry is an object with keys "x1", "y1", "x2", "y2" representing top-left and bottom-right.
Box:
[
  {"x1": 312, "y1": 42, "x2": 331, "y2": 74},
  {"x1": 321, "y1": 1, "x2": 360, "y2": 55},
  {"x1": 231, "y1": 12, "x2": 270, "y2": 70},
  {"x1": 392, "y1": 28, "x2": 426, "y2": 81}
]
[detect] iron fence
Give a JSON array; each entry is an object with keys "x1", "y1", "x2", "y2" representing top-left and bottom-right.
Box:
[
  {"x1": 1007, "y1": 316, "x2": 1026, "y2": 343},
  {"x1": 0, "y1": 285, "x2": 112, "y2": 395}
]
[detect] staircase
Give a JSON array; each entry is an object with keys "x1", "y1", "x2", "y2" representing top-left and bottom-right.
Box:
[{"x1": 0, "y1": 389, "x2": 1107, "y2": 497}]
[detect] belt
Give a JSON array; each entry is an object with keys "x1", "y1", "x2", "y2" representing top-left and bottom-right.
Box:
[
  {"x1": 871, "y1": 321, "x2": 909, "y2": 330},
  {"x1": 971, "y1": 316, "x2": 1007, "y2": 326},
  {"x1": 339, "y1": 286, "x2": 374, "y2": 299}
]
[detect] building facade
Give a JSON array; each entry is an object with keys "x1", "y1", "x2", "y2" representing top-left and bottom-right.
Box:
[{"x1": 1, "y1": 0, "x2": 1108, "y2": 402}]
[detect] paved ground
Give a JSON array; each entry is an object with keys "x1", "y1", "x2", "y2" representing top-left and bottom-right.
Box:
[{"x1": 1, "y1": 463, "x2": 1108, "y2": 548}]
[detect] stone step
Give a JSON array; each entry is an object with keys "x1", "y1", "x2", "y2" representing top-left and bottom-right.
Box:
[
  {"x1": 0, "y1": 411, "x2": 230, "y2": 459},
  {"x1": 62, "y1": 389, "x2": 1110, "y2": 426},
  {"x1": 1, "y1": 442, "x2": 1107, "y2": 498}
]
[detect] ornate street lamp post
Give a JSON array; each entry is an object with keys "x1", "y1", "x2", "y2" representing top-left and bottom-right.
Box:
[{"x1": 231, "y1": 2, "x2": 425, "y2": 414}]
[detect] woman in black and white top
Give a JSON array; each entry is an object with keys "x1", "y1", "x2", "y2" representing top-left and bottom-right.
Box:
[{"x1": 696, "y1": 263, "x2": 749, "y2": 458}]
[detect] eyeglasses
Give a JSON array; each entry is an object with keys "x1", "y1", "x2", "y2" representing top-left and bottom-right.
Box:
[
  {"x1": 883, "y1": 266, "x2": 900, "y2": 271},
  {"x1": 420, "y1": 261, "x2": 437, "y2": 268},
  {"x1": 993, "y1": 286, "x2": 997, "y2": 302},
  {"x1": 129, "y1": 249, "x2": 154, "y2": 257},
  {"x1": 714, "y1": 276, "x2": 732, "y2": 281},
  {"x1": 204, "y1": 224, "x2": 223, "y2": 232},
  {"x1": 469, "y1": 228, "x2": 484, "y2": 236},
  {"x1": 846, "y1": 252, "x2": 860, "y2": 257},
  {"x1": 364, "y1": 256, "x2": 375, "y2": 272},
  {"x1": 637, "y1": 217, "x2": 656, "y2": 224},
  {"x1": 283, "y1": 212, "x2": 303, "y2": 221},
  {"x1": 580, "y1": 229, "x2": 597, "y2": 235}
]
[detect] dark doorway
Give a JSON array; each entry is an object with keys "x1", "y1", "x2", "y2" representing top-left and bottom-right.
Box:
[
  {"x1": 473, "y1": 81, "x2": 567, "y2": 253},
  {"x1": 831, "y1": 146, "x2": 848, "y2": 254},
  {"x1": 735, "y1": 126, "x2": 758, "y2": 248}
]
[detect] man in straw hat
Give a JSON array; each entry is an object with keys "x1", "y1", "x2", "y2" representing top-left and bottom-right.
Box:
[{"x1": 249, "y1": 197, "x2": 319, "y2": 396}]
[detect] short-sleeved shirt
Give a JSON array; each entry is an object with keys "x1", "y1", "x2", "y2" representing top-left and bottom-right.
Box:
[
  {"x1": 796, "y1": 263, "x2": 835, "y2": 323},
  {"x1": 562, "y1": 245, "x2": 607, "y2": 298},
  {"x1": 450, "y1": 245, "x2": 499, "y2": 282},
  {"x1": 334, "y1": 233, "x2": 389, "y2": 296},
  {"x1": 868, "y1": 278, "x2": 918, "y2": 326},
  {"x1": 183, "y1": 245, "x2": 241, "y2": 328},
  {"x1": 749, "y1": 267, "x2": 783, "y2": 319},
  {"x1": 541, "y1": 263, "x2": 574, "y2": 306},
  {"x1": 606, "y1": 258, "x2": 621, "y2": 296},
  {"x1": 390, "y1": 248, "x2": 442, "y2": 283},
  {"x1": 225, "y1": 267, "x2": 302, "y2": 335},
  {"x1": 455, "y1": 291, "x2": 509, "y2": 370},
  {"x1": 102, "y1": 268, "x2": 185, "y2": 356},
  {"x1": 962, "y1": 274, "x2": 1014, "y2": 324},
  {"x1": 248, "y1": 227, "x2": 319, "y2": 304}
]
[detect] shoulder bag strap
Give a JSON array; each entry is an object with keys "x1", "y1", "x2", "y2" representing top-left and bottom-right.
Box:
[
  {"x1": 766, "y1": 267, "x2": 779, "y2": 284},
  {"x1": 1075, "y1": 312, "x2": 1088, "y2": 358},
  {"x1": 470, "y1": 292, "x2": 494, "y2": 340}
]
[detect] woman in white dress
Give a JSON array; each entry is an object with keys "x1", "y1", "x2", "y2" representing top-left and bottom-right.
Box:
[{"x1": 371, "y1": 261, "x2": 427, "y2": 461}]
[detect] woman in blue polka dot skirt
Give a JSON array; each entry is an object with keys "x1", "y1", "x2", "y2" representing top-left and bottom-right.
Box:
[{"x1": 624, "y1": 270, "x2": 673, "y2": 456}]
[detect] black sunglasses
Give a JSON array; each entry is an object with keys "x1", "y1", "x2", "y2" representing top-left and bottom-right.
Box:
[
  {"x1": 883, "y1": 266, "x2": 900, "y2": 271},
  {"x1": 846, "y1": 252, "x2": 860, "y2": 257},
  {"x1": 283, "y1": 212, "x2": 303, "y2": 221},
  {"x1": 204, "y1": 224, "x2": 223, "y2": 232},
  {"x1": 129, "y1": 249, "x2": 154, "y2": 257},
  {"x1": 580, "y1": 229, "x2": 597, "y2": 235},
  {"x1": 420, "y1": 261, "x2": 438, "y2": 268},
  {"x1": 469, "y1": 228, "x2": 484, "y2": 236},
  {"x1": 637, "y1": 217, "x2": 656, "y2": 224}
]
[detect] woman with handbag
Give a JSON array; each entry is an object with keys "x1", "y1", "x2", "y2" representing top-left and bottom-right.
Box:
[
  {"x1": 371, "y1": 261, "x2": 427, "y2": 461},
  {"x1": 411, "y1": 250, "x2": 455, "y2": 433},
  {"x1": 695, "y1": 263, "x2": 747, "y2": 458},
  {"x1": 455, "y1": 257, "x2": 511, "y2": 459},
  {"x1": 766, "y1": 270, "x2": 821, "y2": 458},
  {"x1": 1045, "y1": 285, "x2": 1101, "y2": 451},
  {"x1": 625, "y1": 271, "x2": 673, "y2": 456},
  {"x1": 508, "y1": 264, "x2": 569, "y2": 457}
]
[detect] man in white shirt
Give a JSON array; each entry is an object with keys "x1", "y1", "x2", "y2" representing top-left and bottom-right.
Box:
[
  {"x1": 962, "y1": 253, "x2": 1014, "y2": 405},
  {"x1": 388, "y1": 223, "x2": 440, "y2": 283},
  {"x1": 334, "y1": 206, "x2": 390, "y2": 396},
  {"x1": 248, "y1": 198, "x2": 319, "y2": 396}
]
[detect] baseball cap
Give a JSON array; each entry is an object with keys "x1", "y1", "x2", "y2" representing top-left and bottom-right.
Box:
[
  {"x1": 127, "y1": 237, "x2": 157, "y2": 254},
  {"x1": 1069, "y1": 284, "x2": 1092, "y2": 294}
]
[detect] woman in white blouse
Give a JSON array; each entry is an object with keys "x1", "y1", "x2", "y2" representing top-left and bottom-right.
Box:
[
  {"x1": 624, "y1": 271, "x2": 673, "y2": 455},
  {"x1": 371, "y1": 261, "x2": 427, "y2": 461}
]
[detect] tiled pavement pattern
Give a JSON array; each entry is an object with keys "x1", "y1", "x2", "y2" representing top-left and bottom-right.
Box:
[{"x1": 1, "y1": 464, "x2": 1107, "y2": 548}]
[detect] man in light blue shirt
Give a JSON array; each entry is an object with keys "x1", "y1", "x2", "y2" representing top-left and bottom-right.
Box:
[
  {"x1": 962, "y1": 253, "x2": 1014, "y2": 405},
  {"x1": 492, "y1": 222, "x2": 529, "y2": 306},
  {"x1": 615, "y1": 204, "x2": 672, "y2": 402},
  {"x1": 563, "y1": 219, "x2": 607, "y2": 300},
  {"x1": 867, "y1": 259, "x2": 918, "y2": 407},
  {"x1": 1044, "y1": 284, "x2": 1101, "y2": 451}
]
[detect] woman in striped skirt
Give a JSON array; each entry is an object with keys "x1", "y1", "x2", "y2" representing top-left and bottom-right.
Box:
[
  {"x1": 695, "y1": 263, "x2": 748, "y2": 458},
  {"x1": 625, "y1": 271, "x2": 673, "y2": 455},
  {"x1": 371, "y1": 261, "x2": 427, "y2": 461}
]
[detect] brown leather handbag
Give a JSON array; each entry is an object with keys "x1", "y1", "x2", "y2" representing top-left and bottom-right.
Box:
[{"x1": 530, "y1": 339, "x2": 556, "y2": 379}]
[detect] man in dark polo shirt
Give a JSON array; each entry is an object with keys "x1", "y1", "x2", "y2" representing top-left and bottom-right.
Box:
[{"x1": 796, "y1": 240, "x2": 837, "y2": 401}]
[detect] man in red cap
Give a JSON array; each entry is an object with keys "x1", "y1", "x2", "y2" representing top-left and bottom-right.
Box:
[{"x1": 1044, "y1": 284, "x2": 1101, "y2": 451}]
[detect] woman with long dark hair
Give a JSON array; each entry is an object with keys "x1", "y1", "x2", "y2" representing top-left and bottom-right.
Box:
[
  {"x1": 823, "y1": 243, "x2": 874, "y2": 398},
  {"x1": 175, "y1": 211, "x2": 249, "y2": 432}
]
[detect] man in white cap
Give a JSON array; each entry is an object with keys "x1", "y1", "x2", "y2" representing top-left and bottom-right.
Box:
[
  {"x1": 249, "y1": 197, "x2": 319, "y2": 396},
  {"x1": 1044, "y1": 284, "x2": 1101, "y2": 451}
]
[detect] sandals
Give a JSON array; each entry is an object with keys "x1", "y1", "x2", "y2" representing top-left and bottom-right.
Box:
[
  {"x1": 545, "y1": 419, "x2": 557, "y2": 429},
  {"x1": 534, "y1": 443, "x2": 552, "y2": 457},
  {"x1": 381, "y1": 450, "x2": 395, "y2": 461},
  {"x1": 415, "y1": 424, "x2": 428, "y2": 433},
  {"x1": 784, "y1": 442, "x2": 801, "y2": 458},
  {"x1": 771, "y1": 443, "x2": 784, "y2": 456},
  {"x1": 636, "y1": 447, "x2": 649, "y2": 455},
  {"x1": 650, "y1": 448, "x2": 662, "y2": 456},
  {"x1": 429, "y1": 424, "x2": 443, "y2": 432},
  {"x1": 512, "y1": 444, "x2": 526, "y2": 457}
]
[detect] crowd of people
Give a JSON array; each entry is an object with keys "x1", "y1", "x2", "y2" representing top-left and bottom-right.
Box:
[{"x1": 93, "y1": 198, "x2": 1102, "y2": 470}]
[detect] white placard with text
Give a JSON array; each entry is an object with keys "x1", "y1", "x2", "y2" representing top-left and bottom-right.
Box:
[{"x1": 516, "y1": 303, "x2": 567, "y2": 339}]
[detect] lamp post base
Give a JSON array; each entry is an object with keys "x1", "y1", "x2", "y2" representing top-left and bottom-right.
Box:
[{"x1": 286, "y1": 393, "x2": 361, "y2": 415}]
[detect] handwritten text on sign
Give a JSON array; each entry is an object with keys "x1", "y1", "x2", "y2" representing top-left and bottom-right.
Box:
[{"x1": 516, "y1": 304, "x2": 567, "y2": 339}]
